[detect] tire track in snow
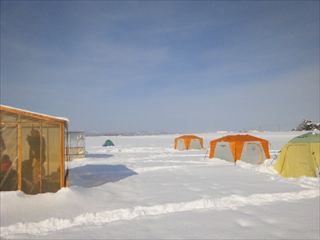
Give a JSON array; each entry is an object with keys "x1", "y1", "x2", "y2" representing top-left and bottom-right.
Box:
[{"x1": 1, "y1": 189, "x2": 318, "y2": 237}]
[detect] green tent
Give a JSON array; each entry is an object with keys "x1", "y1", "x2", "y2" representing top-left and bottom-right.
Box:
[
  {"x1": 274, "y1": 132, "x2": 320, "y2": 177},
  {"x1": 103, "y1": 139, "x2": 115, "y2": 147}
]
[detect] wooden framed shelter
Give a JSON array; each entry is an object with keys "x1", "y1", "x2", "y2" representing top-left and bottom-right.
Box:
[{"x1": 0, "y1": 105, "x2": 68, "y2": 194}]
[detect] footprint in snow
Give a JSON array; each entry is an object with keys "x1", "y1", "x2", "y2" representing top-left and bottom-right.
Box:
[{"x1": 235, "y1": 219, "x2": 254, "y2": 227}]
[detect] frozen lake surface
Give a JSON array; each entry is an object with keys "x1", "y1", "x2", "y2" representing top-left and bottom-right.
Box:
[{"x1": 1, "y1": 132, "x2": 319, "y2": 239}]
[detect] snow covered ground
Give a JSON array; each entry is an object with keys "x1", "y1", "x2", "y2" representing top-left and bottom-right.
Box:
[{"x1": 1, "y1": 131, "x2": 319, "y2": 239}]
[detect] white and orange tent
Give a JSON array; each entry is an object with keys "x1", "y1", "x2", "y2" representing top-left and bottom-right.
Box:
[
  {"x1": 174, "y1": 135, "x2": 204, "y2": 150},
  {"x1": 209, "y1": 134, "x2": 270, "y2": 164}
]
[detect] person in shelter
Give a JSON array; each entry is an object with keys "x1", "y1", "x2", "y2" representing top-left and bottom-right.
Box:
[
  {"x1": 27, "y1": 129, "x2": 46, "y2": 190},
  {"x1": 0, "y1": 131, "x2": 5, "y2": 156},
  {"x1": 0, "y1": 154, "x2": 17, "y2": 191}
]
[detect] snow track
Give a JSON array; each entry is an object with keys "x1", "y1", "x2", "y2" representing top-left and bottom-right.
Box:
[
  {"x1": 133, "y1": 165, "x2": 185, "y2": 173},
  {"x1": 1, "y1": 189, "x2": 318, "y2": 238}
]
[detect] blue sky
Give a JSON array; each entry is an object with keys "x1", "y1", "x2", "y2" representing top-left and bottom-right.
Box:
[{"x1": 1, "y1": 1, "x2": 319, "y2": 132}]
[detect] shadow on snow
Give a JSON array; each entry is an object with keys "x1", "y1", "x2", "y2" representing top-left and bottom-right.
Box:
[
  {"x1": 85, "y1": 153, "x2": 114, "y2": 159},
  {"x1": 68, "y1": 164, "x2": 137, "y2": 188}
]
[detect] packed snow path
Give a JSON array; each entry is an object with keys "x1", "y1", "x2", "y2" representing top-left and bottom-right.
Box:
[
  {"x1": 1, "y1": 189, "x2": 318, "y2": 237},
  {"x1": 1, "y1": 132, "x2": 319, "y2": 239}
]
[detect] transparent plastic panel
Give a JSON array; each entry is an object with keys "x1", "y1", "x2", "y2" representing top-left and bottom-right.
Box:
[
  {"x1": 68, "y1": 132, "x2": 85, "y2": 148},
  {"x1": 0, "y1": 111, "x2": 18, "y2": 123},
  {"x1": 0, "y1": 125, "x2": 18, "y2": 191},
  {"x1": 20, "y1": 115, "x2": 40, "y2": 124},
  {"x1": 21, "y1": 125, "x2": 45, "y2": 194},
  {"x1": 21, "y1": 123, "x2": 62, "y2": 194},
  {"x1": 42, "y1": 125, "x2": 61, "y2": 192},
  {"x1": 67, "y1": 132, "x2": 85, "y2": 160}
]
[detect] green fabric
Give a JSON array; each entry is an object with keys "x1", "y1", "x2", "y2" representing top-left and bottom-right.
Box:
[
  {"x1": 289, "y1": 132, "x2": 320, "y2": 143},
  {"x1": 274, "y1": 142, "x2": 320, "y2": 177},
  {"x1": 103, "y1": 140, "x2": 114, "y2": 146}
]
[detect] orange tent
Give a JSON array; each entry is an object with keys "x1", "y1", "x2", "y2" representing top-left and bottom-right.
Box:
[
  {"x1": 209, "y1": 134, "x2": 270, "y2": 164},
  {"x1": 174, "y1": 135, "x2": 204, "y2": 150}
]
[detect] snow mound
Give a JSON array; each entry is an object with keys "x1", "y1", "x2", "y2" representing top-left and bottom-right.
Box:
[{"x1": 1, "y1": 189, "x2": 318, "y2": 238}]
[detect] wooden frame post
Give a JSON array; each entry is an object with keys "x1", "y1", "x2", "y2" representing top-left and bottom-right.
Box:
[
  {"x1": 60, "y1": 123, "x2": 65, "y2": 188},
  {"x1": 17, "y1": 124, "x2": 22, "y2": 191}
]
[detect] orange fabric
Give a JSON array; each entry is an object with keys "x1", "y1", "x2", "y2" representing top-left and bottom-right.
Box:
[
  {"x1": 230, "y1": 141, "x2": 237, "y2": 160},
  {"x1": 174, "y1": 135, "x2": 204, "y2": 150},
  {"x1": 209, "y1": 134, "x2": 270, "y2": 160}
]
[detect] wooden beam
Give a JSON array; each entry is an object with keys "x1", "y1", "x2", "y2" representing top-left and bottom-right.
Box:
[
  {"x1": 1, "y1": 121, "x2": 61, "y2": 126},
  {"x1": 0, "y1": 105, "x2": 67, "y2": 123},
  {"x1": 17, "y1": 124, "x2": 22, "y2": 191},
  {"x1": 60, "y1": 123, "x2": 65, "y2": 188}
]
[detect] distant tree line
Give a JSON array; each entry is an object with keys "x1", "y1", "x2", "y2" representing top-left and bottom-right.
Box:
[{"x1": 293, "y1": 119, "x2": 320, "y2": 131}]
